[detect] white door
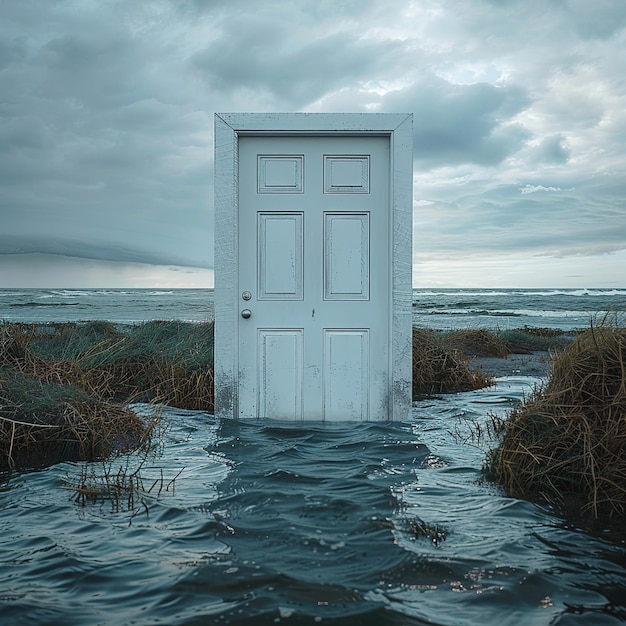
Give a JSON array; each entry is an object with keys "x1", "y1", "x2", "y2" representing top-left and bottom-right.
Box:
[
  {"x1": 214, "y1": 113, "x2": 413, "y2": 422},
  {"x1": 237, "y1": 135, "x2": 390, "y2": 420}
]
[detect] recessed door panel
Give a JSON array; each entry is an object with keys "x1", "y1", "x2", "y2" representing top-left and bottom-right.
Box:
[
  {"x1": 324, "y1": 213, "x2": 370, "y2": 300},
  {"x1": 258, "y1": 329, "x2": 303, "y2": 419},
  {"x1": 324, "y1": 155, "x2": 370, "y2": 193},
  {"x1": 258, "y1": 155, "x2": 304, "y2": 193},
  {"x1": 258, "y1": 213, "x2": 303, "y2": 300},
  {"x1": 323, "y1": 330, "x2": 369, "y2": 420}
]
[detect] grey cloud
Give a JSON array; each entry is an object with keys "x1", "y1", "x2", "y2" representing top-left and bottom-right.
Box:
[
  {"x1": 567, "y1": 0, "x2": 626, "y2": 39},
  {"x1": 382, "y1": 76, "x2": 531, "y2": 166},
  {"x1": 0, "y1": 35, "x2": 26, "y2": 70},
  {"x1": 0, "y1": 233, "x2": 205, "y2": 268},
  {"x1": 458, "y1": 0, "x2": 626, "y2": 46},
  {"x1": 192, "y1": 15, "x2": 410, "y2": 106},
  {"x1": 35, "y1": 32, "x2": 150, "y2": 111},
  {"x1": 1, "y1": 0, "x2": 625, "y2": 287},
  {"x1": 530, "y1": 135, "x2": 570, "y2": 164},
  {"x1": 416, "y1": 179, "x2": 626, "y2": 259}
]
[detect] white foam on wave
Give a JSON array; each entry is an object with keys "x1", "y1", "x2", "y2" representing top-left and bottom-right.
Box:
[{"x1": 413, "y1": 288, "x2": 626, "y2": 298}]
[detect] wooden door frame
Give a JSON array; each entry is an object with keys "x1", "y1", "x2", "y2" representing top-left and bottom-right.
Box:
[{"x1": 214, "y1": 113, "x2": 413, "y2": 420}]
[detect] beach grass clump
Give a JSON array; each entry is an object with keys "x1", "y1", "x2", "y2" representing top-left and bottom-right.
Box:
[
  {"x1": 412, "y1": 328, "x2": 494, "y2": 397},
  {"x1": 441, "y1": 328, "x2": 510, "y2": 358},
  {"x1": 1, "y1": 323, "x2": 88, "y2": 392},
  {"x1": 0, "y1": 369, "x2": 150, "y2": 471},
  {"x1": 498, "y1": 327, "x2": 573, "y2": 354},
  {"x1": 24, "y1": 320, "x2": 122, "y2": 362},
  {"x1": 1, "y1": 320, "x2": 212, "y2": 471},
  {"x1": 1, "y1": 320, "x2": 215, "y2": 411},
  {"x1": 81, "y1": 321, "x2": 215, "y2": 410},
  {"x1": 485, "y1": 322, "x2": 626, "y2": 519}
]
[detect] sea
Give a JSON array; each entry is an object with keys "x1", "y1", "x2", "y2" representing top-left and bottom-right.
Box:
[
  {"x1": 1, "y1": 288, "x2": 626, "y2": 625},
  {"x1": 1, "y1": 287, "x2": 625, "y2": 329}
]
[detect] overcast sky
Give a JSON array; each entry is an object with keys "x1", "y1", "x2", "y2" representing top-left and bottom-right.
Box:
[{"x1": 1, "y1": 0, "x2": 625, "y2": 288}]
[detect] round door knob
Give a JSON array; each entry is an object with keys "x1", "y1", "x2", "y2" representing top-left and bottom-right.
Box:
[{"x1": 241, "y1": 309, "x2": 252, "y2": 319}]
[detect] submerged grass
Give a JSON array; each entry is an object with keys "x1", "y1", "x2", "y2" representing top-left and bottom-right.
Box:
[
  {"x1": 485, "y1": 318, "x2": 626, "y2": 520},
  {"x1": 65, "y1": 454, "x2": 185, "y2": 515},
  {"x1": 0, "y1": 369, "x2": 151, "y2": 471}
]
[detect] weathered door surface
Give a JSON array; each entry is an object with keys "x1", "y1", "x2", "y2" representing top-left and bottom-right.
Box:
[
  {"x1": 215, "y1": 113, "x2": 413, "y2": 421},
  {"x1": 238, "y1": 135, "x2": 388, "y2": 420}
]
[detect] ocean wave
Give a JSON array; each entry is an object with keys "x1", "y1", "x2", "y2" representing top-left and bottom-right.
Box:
[
  {"x1": 43, "y1": 289, "x2": 134, "y2": 298},
  {"x1": 10, "y1": 301, "x2": 83, "y2": 308},
  {"x1": 417, "y1": 308, "x2": 587, "y2": 318},
  {"x1": 413, "y1": 290, "x2": 510, "y2": 297},
  {"x1": 413, "y1": 288, "x2": 626, "y2": 298},
  {"x1": 45, "y1": 290, "x2": 93, "y2": 298},
  {"x1": 523, "y1": 288, "x2": 626, "y2": 297}
]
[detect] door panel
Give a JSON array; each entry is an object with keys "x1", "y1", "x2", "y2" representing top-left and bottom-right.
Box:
[
  {"x1": 324, "y1": 155, "x2": 370, "y2": 193},
  {"x1": 257, "y1": 155, "x2": 304, "y2": 193},
  {"x1": 324, "y1": 212, "x2": 370, "y2": 300},
  {"x1": 258, "y1": 329, "x2": 303, "y2": 418},
  {"x1": 238, "y1": 135, "x2": 390, "y2": 420},
  {"x1": 258, "y1": 213, "x2": 303, "y2": 300},
  {"x1": 323, "y1": 329, "x2": 369, "y2": 420}
]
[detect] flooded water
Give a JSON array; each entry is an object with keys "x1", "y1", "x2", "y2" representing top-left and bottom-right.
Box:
[{"x1": 2, "y1": 377, "x2": 625, "y2": 625}]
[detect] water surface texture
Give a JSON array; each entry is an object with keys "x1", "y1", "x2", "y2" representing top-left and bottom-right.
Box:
[{"x1": 2, "y1": 379, "x2": 625, "y2": 625}]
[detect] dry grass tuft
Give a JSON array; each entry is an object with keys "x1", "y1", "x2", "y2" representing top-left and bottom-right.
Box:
[
  {"x1": 412, "y1": 328, "x2": 494, "y2": 397},
  {"x1": 0, "y1": 370, "x2": 151, "y2": 471},
  {"x1": 442, "y1": 328, "x2": 510, "y2": 358},
  {"x1": 0, "y1": 320, "x2": 214, "y2": 471},
  {"x1": 65, "y1": 455, "x2": 184, "y2": 514},
  {"x1": 485, "y1": 321, "x2": 626, "y2": 519}
]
